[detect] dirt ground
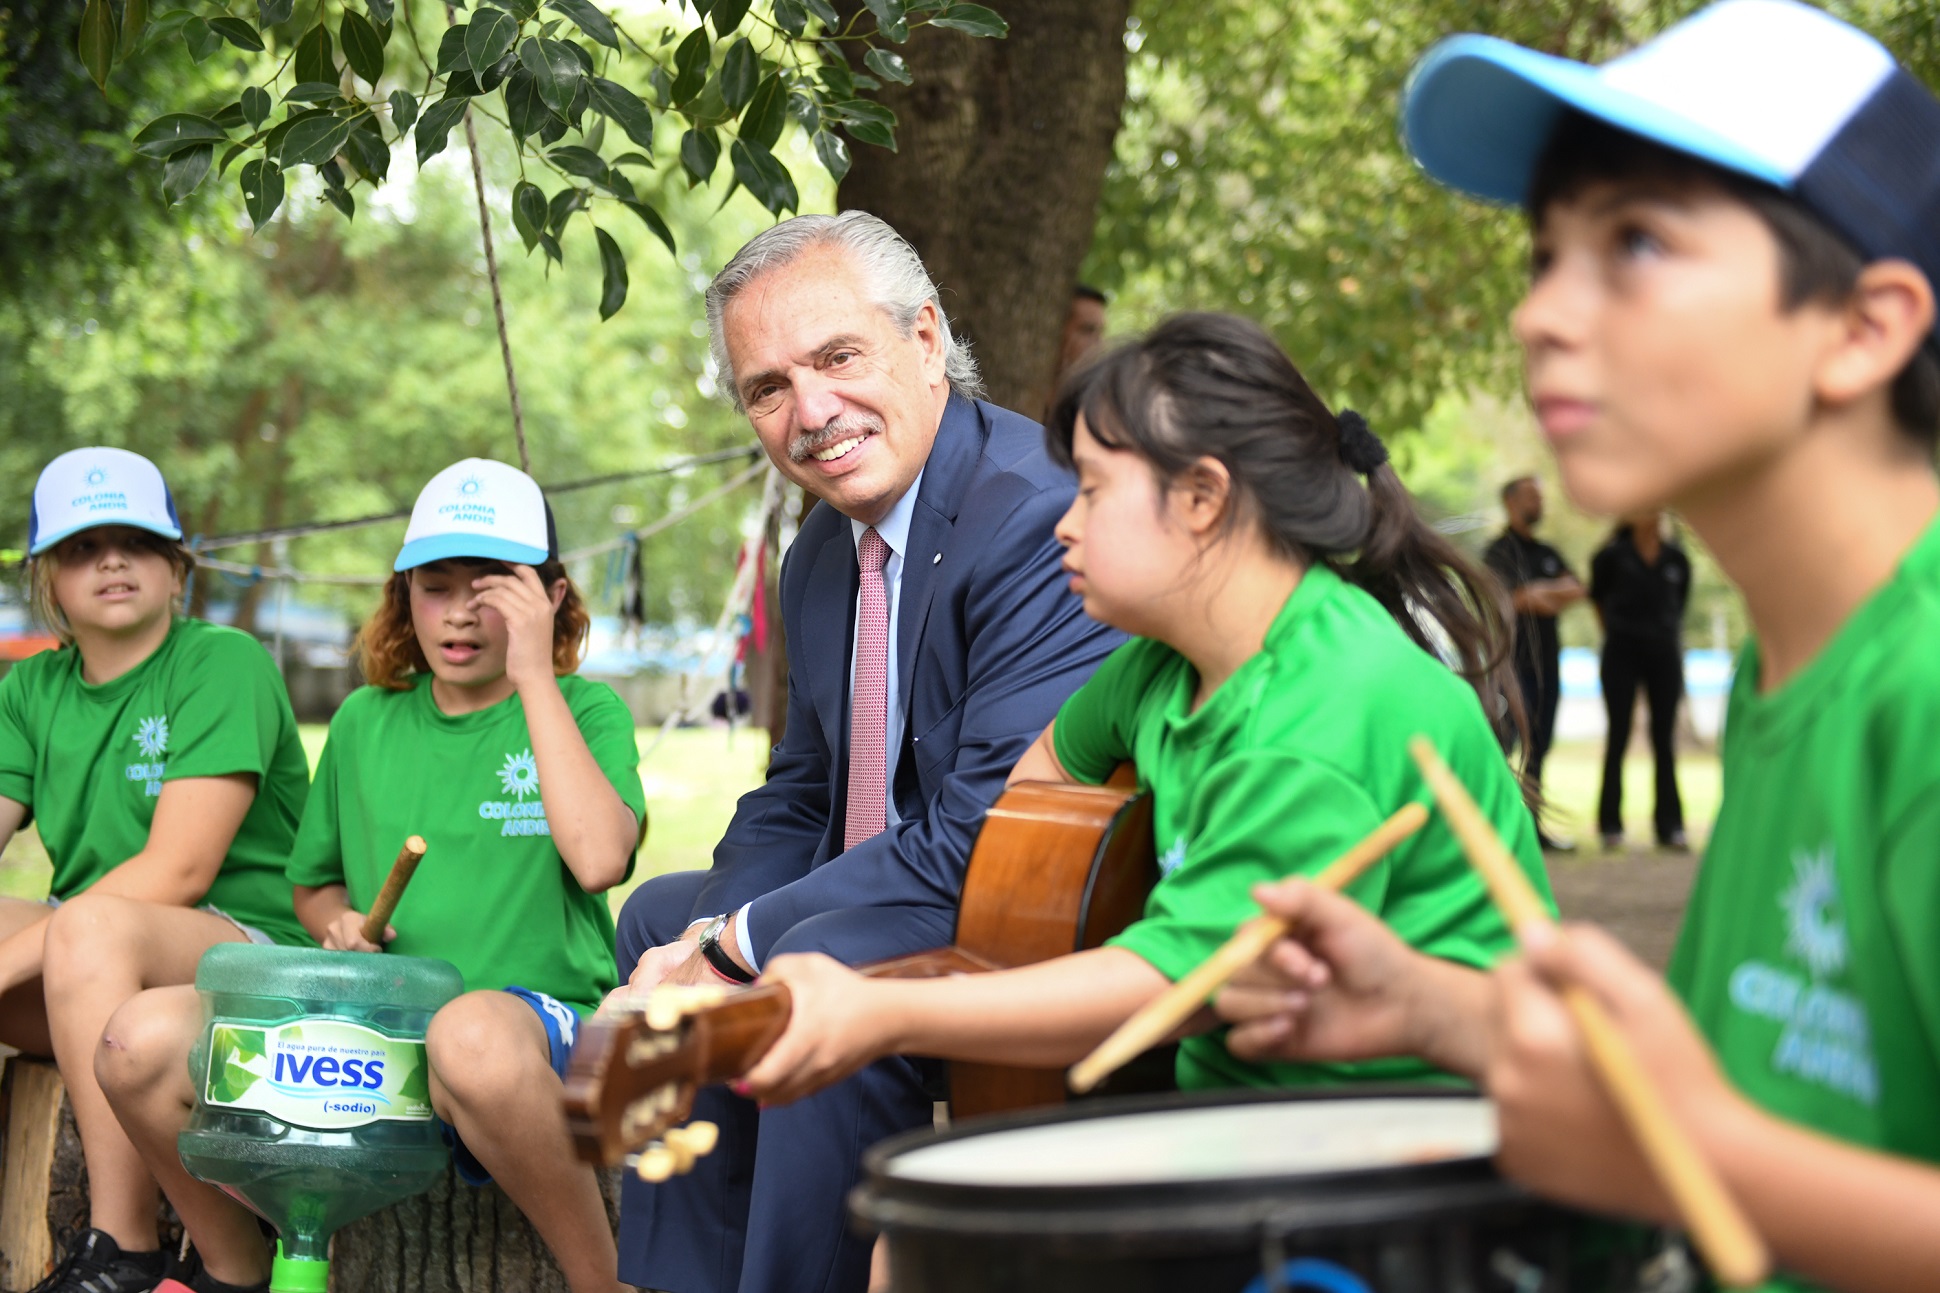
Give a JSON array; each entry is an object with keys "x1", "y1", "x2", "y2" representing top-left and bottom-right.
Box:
[{"x1": 1545, "y1": 847, "x2": 1699, "y2": 970}]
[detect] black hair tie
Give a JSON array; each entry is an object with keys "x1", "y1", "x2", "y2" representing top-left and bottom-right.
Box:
[{"x1": 1337, "y1": 409, "x2": 1388, "y2": 475}]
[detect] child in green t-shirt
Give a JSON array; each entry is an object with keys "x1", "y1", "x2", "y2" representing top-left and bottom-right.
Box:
[
  {"x1": 716, "y1": 311, "x2": 1553, "y2": 1108},
  {"x1": 0, "y1": 447, "x2": 312, "y2": 1293},
  {"x1": 1213, "y1": 4, "x2": 1940, "y2": 1290},
  {"x1": 96, "y1": 459, "x2": 645, "y2": 1293}
]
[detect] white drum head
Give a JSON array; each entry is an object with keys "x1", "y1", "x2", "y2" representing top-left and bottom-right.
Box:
[{"x1": 886, "y1": 1097, "x2": 1497, "y2": 1188}]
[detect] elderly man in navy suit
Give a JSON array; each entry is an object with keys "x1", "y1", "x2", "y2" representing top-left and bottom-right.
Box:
[{"x1": 612, "y1": 211, "x2": 1122, "y2": 1293}]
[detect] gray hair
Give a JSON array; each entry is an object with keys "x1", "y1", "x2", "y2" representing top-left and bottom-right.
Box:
[{"x1": 705, "y1": 210, "x2": 984, "y2": 411}]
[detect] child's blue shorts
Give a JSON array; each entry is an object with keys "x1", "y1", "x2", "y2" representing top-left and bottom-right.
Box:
[{"x1": 439, "y1": 986, "x2": 583, "y2": 1187}]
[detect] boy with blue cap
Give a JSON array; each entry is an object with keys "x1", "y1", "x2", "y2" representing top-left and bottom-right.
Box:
[
  {"x1": 1, "y1": 447, "x2": 313, "y2": 1293},
  {"x1": 1211, "y1": 4, "x2": 1940, "y2": 1289}
]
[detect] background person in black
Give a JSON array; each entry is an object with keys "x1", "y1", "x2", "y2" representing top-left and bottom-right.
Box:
[
  {"x1": 1484, "y1": 475, "x2": 1585, "y2": 849},
  {"x1": 1589, "y1": 511, "x2": 1691, "y2": 851}
]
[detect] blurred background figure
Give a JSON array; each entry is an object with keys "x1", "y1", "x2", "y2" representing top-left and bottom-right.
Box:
[
  {"x1": 1590, "y1": 511, "x2": 1690, "y2": 852},
  {"x1": 1039, "y1": 285, "x2": 1109, "y2": 418},
  {"x1": 1485, "y1": 475, "x2": 1586, "y2": 850}
]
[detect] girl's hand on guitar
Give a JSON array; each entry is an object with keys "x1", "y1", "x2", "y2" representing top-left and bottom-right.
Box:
[
  {"x1": 739, "y1": 953, "x2": 893, "y2": 1105},
  {"x1": 321, "y1": 908, "x2": 389, "y2": 953},
  {"x1": 1214, "y1": 878, "x2": 1488, "y2": 1078}
]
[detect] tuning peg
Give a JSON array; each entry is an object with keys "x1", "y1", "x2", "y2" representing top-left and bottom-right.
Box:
[
  {"x1": 664, "y1": 1120, "x2": 719, "y2": 1160},
  {"x1": 632, "y1": 1144, "x2": 679, "y2": 1183},
  {"x1": 645, "y1": 984, "x2": 730, "y2": 1032}
]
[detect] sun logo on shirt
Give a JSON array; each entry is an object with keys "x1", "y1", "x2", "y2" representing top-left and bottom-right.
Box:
[
  {"x1": 497, "y1": 748, "x2": 540, "y2": 799},
  {"x1": 1780, "y1": 845, "x2": 1846, "y2": 981},
  {"x1": 133, "y1": 715, "x2": 169, "y2": 760}
]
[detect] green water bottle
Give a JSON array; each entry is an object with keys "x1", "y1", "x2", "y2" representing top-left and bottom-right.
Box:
[{"x1": 181, "y1": 944, "x2": 465, "y2": 1293}]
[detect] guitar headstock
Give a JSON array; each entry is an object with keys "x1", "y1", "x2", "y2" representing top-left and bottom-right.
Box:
[{"x1": 563, "y1": 983, "x2": 792, "y2": 1172}]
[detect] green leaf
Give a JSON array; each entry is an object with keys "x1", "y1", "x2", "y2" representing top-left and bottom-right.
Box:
[
  {"x1": 818, "y1": 58, "x2": 853, "y2": 100},
  {"x1": 78, "y1": 0, "x2": 117, "y2": 90},
  {"x1": 503, "y1": 69, "x2": 553, "y2": 140},
  {"x1": 435, "y1": 23, "x2": 468, "y2": 72},
  {"x1": 218, "y1": 140, "x2": 248, "y2": 175},
  {"x1": 592, "y1": 225, "x2": 627, "y2": 319},
  {"x1": 324, "y1": 183, "x2": 355, "y2": 217},
  {"x1": 679, "y1": 127, "x2": 718, "y2": 184},
  {"x1": 621, "y1": 197, "x2": 675, "y2": 254},
  {"x1": 209, "y1": 16, "x2": 264, "y2": 50},
  {"x1": 739, "y1": 73, "x2": 786, "y2": 150},
  {"x1": 182, "y1": 15, "x2": 221, "y2": 60},
  {"x1": 133, "y1": 113, "x2": 226, "y2": 159},
  {"x1": 388, "y1": 87, "x2": 418, "y2": 133},
  {"x1": 367, "y1": 0, "x2": 394, "y2": 24},
  {"x1": 835, "y1": 97, "x2": 896, "y2": 128},
  {"x1": 708, "y1": 0, "x2": 750, "y2": 35},
  {"x1": 340, "y1": 11, "x2": 385, "y2": 82},
  {"x1": 262, "y1": 107, "x2": 327, "y2": 158},
  {"x1": 413, "y1": 96, "x2": 469, "y2": 166},
  {"x1": 466, "y1": 10, "x2": 517, "y2": 74},
  {"x1": 211, "y1": 100, "x2": 247, "y2": 130},
  {"x1": 804, "y1": 0, "x2": 838, "y2": 28},
  {"x1": 588, "y1": 76, "x2": 654, "y2": 151},
  {"x1": 537, "y1": 108, "x2": 569, "y2": 145},
  {"x1": 119, "y1": 0, "x2": 149, "y2": 58},
  {"x1": 281, "y1": 112, "x2": 355, "y2": 165},
  {"x1": 481, "y1": 50, "x2": 517, "y2": 92},
  {"x1": 283, "y1": 81, "x2": 345, "y2": 103},
  {"x1": 548, "y1": 143, "x2": 606, "y2": 178},
  {"x1": 844, "y1": 116, "x2": 895, "y2": 150},
  {"x1": 718, "y1": 37, "x2": 757, "y2": 110},
  {"x1": 345, "y1": 117, "x2": 390, "y2": 181},
  {"x1": 771, "y1": 0, "x2": 806, "y2": 36},
  {"x1": 520, "y1": 37, "x2": 582, "y2": 115},
  {"x1": 862, "y1": 0, "x2": 906, "y2": 41},
  {"x1": 545, "y1": 184, "x2": 581, "y2": 234},
  {"x1": 538, "y1": 231, "x2": 563, "y2": 265},
  {"x1": 512, "y1": 179, "x2": 546, "y2": 250},
  {"x1": 647, "y1": 65, "x2": 672, "y2": 109},
  {"x1": 257, "y1": 0, "x2": 294, "y2": 24},
  {"x1": 730, "y1": 138, "x2": 798, "y2": 214},
  {"x1": 544, "y1": 0, "x2": 615, "y2": 49},
  {"x1": 241, "y1": 85, "x2": 273, "y2": 130},
  {"x1": 562, "y1": 39, "x2": 594, "y2": 75},
  {"x1": 929, "y1": 2, "x2": 1005, "y2": 37},
  {"x1": 611, "y1": 151, "x2": 651, "y2": 167},
  {"x1": 813, "y1": 128, "x2": 849, "y2": 181},
  {"x1": 295, "y1": 23, "x2": 337, "y2": 85},
  {"x1": 240, "y1": 157, "x2": 284, "y2": 229},
  {"x1": 444, "y1": 69, "x2": 482, "y2": 98},
  {"x1": 669, "y1": 26, "x2": 709, "y2": 106},
  {"x1": 162, "y1": 143, "x2": 213, "y2": 204},
  {"x1": 863, "y1": 47, "x2": 910, "y2": 85}
]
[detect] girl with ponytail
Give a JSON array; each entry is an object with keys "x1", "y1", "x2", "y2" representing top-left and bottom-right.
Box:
[{"x1": 728, "y1": 312, "x2": 1554, "y2": 1103}]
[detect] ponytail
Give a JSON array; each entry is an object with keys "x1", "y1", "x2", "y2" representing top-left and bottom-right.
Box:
[{"x1": 1048, "y1": 312, "x2": 1525, "y2": 744}]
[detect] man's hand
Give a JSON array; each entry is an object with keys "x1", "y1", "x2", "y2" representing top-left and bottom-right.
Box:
[
  {"x1": 1487, "y1": 922, "x2": 1745, "y2": 1222},
  {"x1": 1214, "y1": 877, "x2": 1488, "y2": 1077},
  {"x1": 628, "y1": 937, "x2": 703, "y2": 993},
  {"x1": 738, "y1": 954, "x2": 893, "y2": 1105},
  {"x1": 321, "y1": 908, "x2": 388, "y2": 953}
]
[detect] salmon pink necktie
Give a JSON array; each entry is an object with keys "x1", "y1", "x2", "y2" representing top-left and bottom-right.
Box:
[{"x1": 845, "y1": 526, "x2": 890, "y2": 850}]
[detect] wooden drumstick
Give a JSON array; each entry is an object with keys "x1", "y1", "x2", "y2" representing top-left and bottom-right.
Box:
[
  {"x1": 361, "y1": 835, "x2": 427, "y2": 946},
  {"x1": 1067, "y1": 803, "x2": 1430, "y2": 1095},
  {"x1": 1407, "y1": 736, "x2": 1770, "y2": 1288}
]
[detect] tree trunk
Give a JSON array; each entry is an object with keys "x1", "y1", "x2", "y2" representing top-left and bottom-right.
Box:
[{"x1": 835, "y1": 0, "x2": 1131, "y2": 417}]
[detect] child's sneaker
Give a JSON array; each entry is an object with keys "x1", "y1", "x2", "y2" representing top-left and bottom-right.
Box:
[
  {"x1": 153, "y1": 1250, "x2": 269, "y2": 1293},
  {"x1": 27, "y1": 1229, "x2": 169, "y2": 1293}
]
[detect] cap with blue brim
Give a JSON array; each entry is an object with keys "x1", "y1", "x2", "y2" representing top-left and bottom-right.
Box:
[
  {"x1": 395, "y1": 458, "x2": 557, "y2": 572},
  {"x1": 1402, "y1": 0, "x2": 1940, "y2": 344},
  {"x1": 29, "y1": 447, "x2": 184, "y2": 556}
]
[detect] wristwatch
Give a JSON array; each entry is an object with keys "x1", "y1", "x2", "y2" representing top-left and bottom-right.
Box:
[{"x1": 698, "y1": 914, "x2": 756, "y2": 984}]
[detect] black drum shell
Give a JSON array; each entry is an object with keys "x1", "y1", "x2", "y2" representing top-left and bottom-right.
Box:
[{"x1": 851, "y1": 1087, "x2": 1618, "y2": 1293}]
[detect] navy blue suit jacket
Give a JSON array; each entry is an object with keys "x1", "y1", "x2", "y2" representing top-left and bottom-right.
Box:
[{"x1": 694, "y1": 394, "x2": 1125, "y2": 962}]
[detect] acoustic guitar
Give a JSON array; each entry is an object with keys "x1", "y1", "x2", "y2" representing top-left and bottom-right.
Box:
[{"x1": 563, "y1": 778, "x2": 1155, "y2": 1168}]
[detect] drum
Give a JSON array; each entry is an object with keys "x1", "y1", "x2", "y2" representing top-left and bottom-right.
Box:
[{"x1": 851, "y1": 1087, "x2": 1648, "y2": 1293}]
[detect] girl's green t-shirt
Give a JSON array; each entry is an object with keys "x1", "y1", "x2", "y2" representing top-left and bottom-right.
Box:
[
  {"x1": 286, "y1": 674, "x2": 646, "y2": 1015},
  {"x1": 1668, "y1": 515, "x2": 1940, "y2": 1293},
  {"x1": 1053, "y1": 563, "x2": 1552, "y2": 1091},
  {"x1": 0, "y1": 617, "x2": 312, "y2": 945}
]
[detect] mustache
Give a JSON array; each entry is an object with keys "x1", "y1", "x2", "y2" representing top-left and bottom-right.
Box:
[{"x1": 787, "y1": 411, "x2": 884, "y2": 463}]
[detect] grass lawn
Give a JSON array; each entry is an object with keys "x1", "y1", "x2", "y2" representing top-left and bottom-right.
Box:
[{"x1": 0, "y1": 729, "x2": 1719, "y2": 908}]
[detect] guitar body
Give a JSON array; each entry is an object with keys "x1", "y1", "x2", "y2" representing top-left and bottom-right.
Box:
[{"x1": 565, "y1": 779, "x2": 1156, "y2": 1166}]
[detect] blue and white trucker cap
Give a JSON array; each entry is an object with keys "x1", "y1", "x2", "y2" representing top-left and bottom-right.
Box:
[
  {"x1": 1403, "y1": 0, "x2": 1940, "y2": 341},
  {"x1": 29, "y1": 447, "x2": 184, "y2": 556},
  {"x1": 395, "y1": 458, "x2": 557, "y2": 572}
]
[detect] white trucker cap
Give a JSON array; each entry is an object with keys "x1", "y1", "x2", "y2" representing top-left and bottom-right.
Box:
[
  {"x1": 1402, "y1": 0, "x2": 1940, "y2": 343},
  {"x1": 394, "y1": 458, "x2": 557, "y2": 572},
  {"x1": 29, "y1": 447, "x2": 184, "y2": 556}
]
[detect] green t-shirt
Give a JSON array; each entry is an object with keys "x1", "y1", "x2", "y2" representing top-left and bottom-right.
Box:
[
  {"x1": 0, "y1": 617, "x2": 311, "y2": 945},
  {"x1": 1668, "y1": 516, "x2": 1940, "y2": 1293},
  {"x1": 286, "y1": 674, "x2": 646, "y2": 1015},
  {"x1": 1053, "y1": 564, "x2": 1551, "y2": 1090}
]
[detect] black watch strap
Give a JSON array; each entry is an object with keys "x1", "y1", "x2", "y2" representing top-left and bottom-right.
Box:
[{"x1": 699, "y1": 917, "x2": 756, "y2": 984}]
